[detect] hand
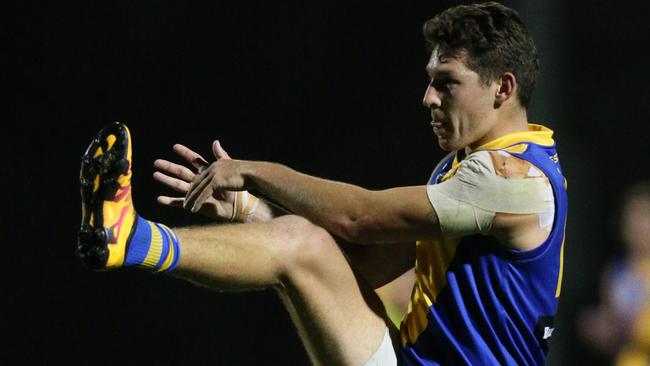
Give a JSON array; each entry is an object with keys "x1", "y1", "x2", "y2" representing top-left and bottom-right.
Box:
[
  {"x1": 184, "y1": 151, "x2": 250, "y2": 214},
  {"x1": 153, "y1": 141, "x2": 236, "y2": 220}
]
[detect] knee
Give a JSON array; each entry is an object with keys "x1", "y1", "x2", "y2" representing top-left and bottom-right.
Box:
[{"x1": 273, "y1": 215, "x2": 339, "y2": 279}]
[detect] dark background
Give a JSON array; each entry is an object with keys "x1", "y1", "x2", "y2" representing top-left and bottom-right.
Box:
[{"x1": 8, "y1": 1, "x2": 650, "y2": 365}]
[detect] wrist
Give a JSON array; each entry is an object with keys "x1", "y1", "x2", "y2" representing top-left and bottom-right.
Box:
[
  {"x1": 241, "y1": 160, "x2": 274, "y2": 191},
  {"x1": 231, "y1": 191, "x2": 260, "y2": 223}
]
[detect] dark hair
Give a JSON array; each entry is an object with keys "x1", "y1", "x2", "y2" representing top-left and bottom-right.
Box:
[{"x1": 423, "y1": 2, "x2": 539, "y2": 108}]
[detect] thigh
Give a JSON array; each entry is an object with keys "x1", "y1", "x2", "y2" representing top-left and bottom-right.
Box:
[
  {"x1": 276, "y1": 219, "x2": 398, "y2": 366},
  {"x1": 338, "y1": 241, "x2": 416, "y2": 290}
]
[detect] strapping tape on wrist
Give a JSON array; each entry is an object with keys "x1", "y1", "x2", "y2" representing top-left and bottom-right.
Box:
[{"x1": 231, "y1": 191, "x2": 260, "y2": 223}]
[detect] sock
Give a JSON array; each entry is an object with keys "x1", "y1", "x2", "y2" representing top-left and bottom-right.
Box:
[{"x1": 123, "y1": 215, "x2": 181, "y2": 273}]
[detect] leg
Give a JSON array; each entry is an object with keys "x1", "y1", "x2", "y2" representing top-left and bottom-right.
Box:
[
  {"x1": 339, "y1": 241, "x2": 415, "y2": 290},
  {"x1": 172, "y1": 216, "x2": 396, "y2": 365},
  {"x1": 339, "y1": 241, "x2": 416, "y2": 329},
  {"x1": 77, "y1": 123, "x2": 397, "y2": 365}
]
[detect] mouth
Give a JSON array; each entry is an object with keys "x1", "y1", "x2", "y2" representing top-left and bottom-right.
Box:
[{"x1": 430, "y1": 120, "x2": 449, "y2": 137}]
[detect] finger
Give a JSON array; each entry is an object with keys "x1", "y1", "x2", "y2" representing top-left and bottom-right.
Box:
[
  {"x1": 185, "y1": 170, "x2": 214, "y2": 209},
  {"x1": 157, "y1": 196, "x2": 185, "y2": 207},
  {"x1": 153, "y1": 172, "x2": 191, "y2": 193},
  {"x1": 191, "y1": 183, "x2": 217, "y2": 213},
  {"x1": 212, "y1": 140, "x2": 232, "y2": 160},
  {"x1": 154, "y1": 159, "x2": 195, "y2": 182},
  {"x1": 173, "y1": 144, "x2": 209, "y2": 171}
]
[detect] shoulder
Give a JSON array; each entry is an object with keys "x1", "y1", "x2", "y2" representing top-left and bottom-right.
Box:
[
  {"x1": 461, "y1": 150, "x2": 547, "y2": 180},
  {"x1": 438, "y1": 149, "x2": 553, "y2": 215}
]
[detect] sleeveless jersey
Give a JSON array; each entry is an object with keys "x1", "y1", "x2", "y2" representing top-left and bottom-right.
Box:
[{"x1": 400, "y1": 125, "x2": 568, "y2": 365}]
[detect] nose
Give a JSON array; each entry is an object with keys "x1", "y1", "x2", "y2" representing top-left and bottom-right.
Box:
[{"x1": 422, "y1": 84, "x2": 441, "y2": 109}]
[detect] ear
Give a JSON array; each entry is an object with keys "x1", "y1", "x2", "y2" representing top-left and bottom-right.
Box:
[{"x1": 494, "y1": 72, "x2": 517, "y2": 108}]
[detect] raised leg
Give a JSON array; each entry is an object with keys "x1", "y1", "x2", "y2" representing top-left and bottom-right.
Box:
[{"x1": 173, "y1": 216, "x2": 397, "y2": 365}]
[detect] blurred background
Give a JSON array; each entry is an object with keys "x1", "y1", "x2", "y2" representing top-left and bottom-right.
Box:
[{"x1": 7, "y1": 0, "x2": 650, "y2": 364}]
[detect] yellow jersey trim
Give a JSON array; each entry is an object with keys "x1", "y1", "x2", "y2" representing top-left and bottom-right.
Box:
[
  {"x1": 473, "y1": 124, "x2": 554, "y2": 152},
  {"x1": 555, "y1": 220, "x2": 567, "y2": 298},
  {"x1": 401, "y1": 238, "x2": 460, "y2": 346}
]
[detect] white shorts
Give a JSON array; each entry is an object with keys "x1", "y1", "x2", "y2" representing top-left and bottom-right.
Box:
[{"x1": 363, "y1": 328, "x2": 398, "y2": 366}]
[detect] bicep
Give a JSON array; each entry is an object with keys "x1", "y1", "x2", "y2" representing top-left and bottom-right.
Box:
[{"x1": 360, "y1": 186, "x2": 441, "y2": 242}]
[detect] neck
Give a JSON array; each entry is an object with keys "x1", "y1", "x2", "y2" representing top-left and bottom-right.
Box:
[{"x1": 466, "y1": 108, "x2": 529, "y2": 153}]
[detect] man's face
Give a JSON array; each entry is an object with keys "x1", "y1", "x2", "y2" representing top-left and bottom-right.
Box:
[{"x1": 423, "y1": 48, "x2": 499, "y2": 151}]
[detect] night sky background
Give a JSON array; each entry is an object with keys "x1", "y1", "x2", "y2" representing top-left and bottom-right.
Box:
[{"x1": 8, "y1": 1, "x2": 650, "y2": 364}]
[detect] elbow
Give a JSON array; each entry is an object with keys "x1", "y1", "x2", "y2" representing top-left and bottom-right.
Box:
[
  {"x1": 331, "y1": 214, "x2": 378, "y2": 244},
  {"x1": 327, "y1": 189, "x2": 383, "y2": 244}
]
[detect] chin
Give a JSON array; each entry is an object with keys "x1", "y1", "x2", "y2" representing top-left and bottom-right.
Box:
[
  {"x1": 437, "y1": 138, "x2": 462, "y2": 152},
  {"x1": 438, "y1": 143, "x2": 453, "y2": 152}
]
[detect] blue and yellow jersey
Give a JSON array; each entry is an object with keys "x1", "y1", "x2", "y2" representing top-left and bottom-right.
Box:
[{"x1": 400, "y1": 124, "x2": 568, "y2": 365}]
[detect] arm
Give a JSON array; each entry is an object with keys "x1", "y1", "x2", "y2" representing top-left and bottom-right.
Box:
[
  {"x1": 247, "y1": 162, "x2": 440, "y2": 243},
  {"x1": 185, "y1": 159, "x2": 441, "y2": 244},
  {"x1": 154, "y1": 143, "x2": 417, "y2": 285}
]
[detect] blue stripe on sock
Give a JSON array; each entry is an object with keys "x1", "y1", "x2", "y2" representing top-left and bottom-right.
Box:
[
  {"x1": 161, "y1": 226, "x2": 180, "y2": 273},
  {"x1": 124, "y1": 215, "x2": 152, "y2": 267}
]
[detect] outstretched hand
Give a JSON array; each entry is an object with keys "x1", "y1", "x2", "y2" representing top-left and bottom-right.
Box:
[
  {"x1": 184, "y1": 145, "x2": 250, "y2": 214},
  {"x1": 153, "y1": 141, "x2": 236, "y2": 220}
]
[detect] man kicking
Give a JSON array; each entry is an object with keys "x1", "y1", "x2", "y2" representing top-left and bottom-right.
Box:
[{"x1": 77, "y1": 2, "x2": 568, "y2": 365}]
